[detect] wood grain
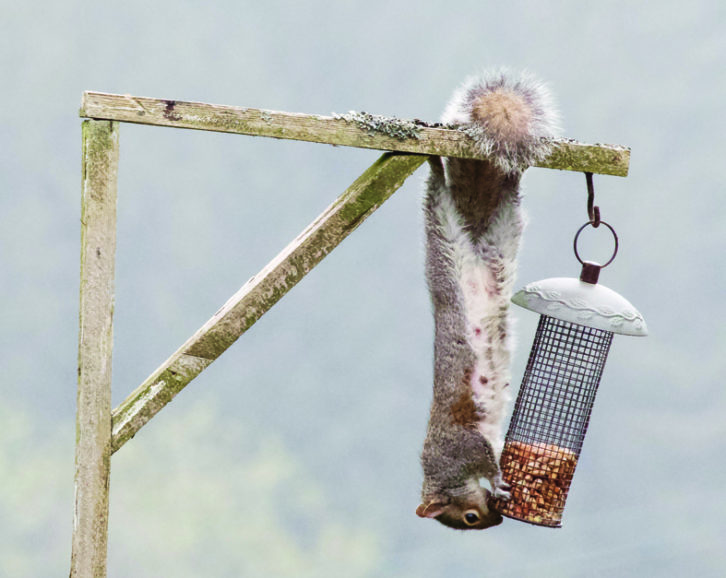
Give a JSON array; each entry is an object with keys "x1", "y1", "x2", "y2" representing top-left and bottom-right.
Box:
[
  {"x1": 71, "y1": 120, "x2": 119, "y2": 578},
  {"x1": 81, "y1": 91, "x2": 630, "y2": 176}
]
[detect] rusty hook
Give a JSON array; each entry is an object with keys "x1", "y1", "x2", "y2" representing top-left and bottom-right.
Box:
[{"x1": 585, "y1": 172, "x2": 601, "y2": 227}]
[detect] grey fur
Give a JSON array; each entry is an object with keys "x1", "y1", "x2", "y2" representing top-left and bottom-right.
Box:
[{"x1": 418, "y1": 70, "x2": 558, "y2": 531}]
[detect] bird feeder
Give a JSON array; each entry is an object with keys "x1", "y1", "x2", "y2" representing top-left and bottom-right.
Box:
[{"x1": 492, "y1": 176, "x2": 647, "y2": 527}]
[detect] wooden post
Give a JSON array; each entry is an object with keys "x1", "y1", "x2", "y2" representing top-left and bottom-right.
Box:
[
  {"x1": 71, "y1": 120, "x2": 119, "y2": 578},
  {"x1": 110, "y1": 152, "x2": 426, "y2": 452}
]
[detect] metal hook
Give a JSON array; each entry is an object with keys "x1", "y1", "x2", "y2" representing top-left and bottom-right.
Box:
[{"x1": 585, "y1": 172, "x2": 601, "y2": 227}]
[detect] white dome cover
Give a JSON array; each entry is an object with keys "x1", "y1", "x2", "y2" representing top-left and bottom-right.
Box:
[{"x1": 512, "y1": 277, "x2": 648, "y2": 336}]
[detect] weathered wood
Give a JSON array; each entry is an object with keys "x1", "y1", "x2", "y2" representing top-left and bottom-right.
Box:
[
  {"x1": 80, "y1": 91, "x2": 630, "y2": 177},
  {"x1": 110, "y1": 152, "x2": 426, "y2": 452},
  {"x1": 71, "y1": 120, "x2": 119, "y2": 578}
]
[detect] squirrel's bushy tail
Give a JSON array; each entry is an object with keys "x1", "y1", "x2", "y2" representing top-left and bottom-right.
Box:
[{"x1": 441, "y1": 70, "x2": 560, "y2": 174}]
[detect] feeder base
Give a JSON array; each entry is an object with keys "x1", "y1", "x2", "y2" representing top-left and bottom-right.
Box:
[{"x1": 497, "y1": 509, "x2": 563, "y2": 529}]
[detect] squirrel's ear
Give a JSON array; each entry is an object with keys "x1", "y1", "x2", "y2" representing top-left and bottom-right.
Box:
[{"x1": 416, "y1": 501, "x2": 447, "y2": 519}]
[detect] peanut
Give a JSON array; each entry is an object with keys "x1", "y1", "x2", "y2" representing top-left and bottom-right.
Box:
[{"x1": 492, "y1": 441, "x2": 578, "y2": 527}]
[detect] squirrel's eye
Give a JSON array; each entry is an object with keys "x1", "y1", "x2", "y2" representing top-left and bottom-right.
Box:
[{"x1": 463, "y1": 511, "x2": 480, "y2": 525}]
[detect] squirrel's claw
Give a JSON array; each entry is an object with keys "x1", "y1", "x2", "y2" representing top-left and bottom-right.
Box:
[
  {"x1": 491, "y1": 479, "x2": 511, "y2": 501},
  {"x1": 492, "y1": 486, "x2": 511, "y2": 501}
]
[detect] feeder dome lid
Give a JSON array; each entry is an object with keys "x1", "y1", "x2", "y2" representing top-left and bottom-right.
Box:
[{"x1": 512, "y1": 277, "x2": 648, "y2": 336}]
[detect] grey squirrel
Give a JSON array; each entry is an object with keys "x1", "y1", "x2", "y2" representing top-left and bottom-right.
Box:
[{"x1": 417, "y1": 71, "x2": 559, "y2": 530}]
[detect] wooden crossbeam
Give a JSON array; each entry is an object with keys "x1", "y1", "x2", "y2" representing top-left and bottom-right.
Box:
[
  {"x1": 80, "y1": 91, "x2": 630, "y2": 177},
  {"x1": 110, "y1": 152, "x2": 426, "y2": 452}
]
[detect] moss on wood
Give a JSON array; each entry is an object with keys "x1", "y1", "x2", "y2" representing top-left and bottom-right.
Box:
[{"x1": 80, "y1": 92, "x2": 630, "y2": 176}]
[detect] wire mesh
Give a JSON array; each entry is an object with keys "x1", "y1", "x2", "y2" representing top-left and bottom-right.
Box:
[{"x1": 492, "y1": 315, "x2": 613, "y2": 527}]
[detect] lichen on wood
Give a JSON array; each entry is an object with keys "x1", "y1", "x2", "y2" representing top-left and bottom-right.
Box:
[
  {"x1": 537, "y1": 138, "x2": 631, "y2": 175},
  {"x1": 80, "y1": 92, "x2": 630, "y2": 176},
  {"x1": 332, "y1": 111, "x2": 422, "y2": 140}
]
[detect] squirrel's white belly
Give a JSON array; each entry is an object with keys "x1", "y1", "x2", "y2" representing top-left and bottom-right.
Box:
[
  {"x1": 458, "y1": 247, "x2": 511, "y2": 457},
  {"x1": 432, "y1": 188, "x2": 515, "y2": 457}
]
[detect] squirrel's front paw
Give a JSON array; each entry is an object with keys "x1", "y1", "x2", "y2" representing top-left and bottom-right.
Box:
[{"x1": 492, "y1": 481, "x2": 511, "y2": 501}]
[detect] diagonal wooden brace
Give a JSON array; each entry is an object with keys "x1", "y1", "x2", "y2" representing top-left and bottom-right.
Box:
[{"x1": 110, "y1": 152, "x2": 426, "y2": 452}]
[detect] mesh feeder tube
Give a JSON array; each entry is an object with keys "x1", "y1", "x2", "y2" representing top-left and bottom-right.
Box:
[{"x1": 491, "y1": 221, "x2": 647, "y2": 527}]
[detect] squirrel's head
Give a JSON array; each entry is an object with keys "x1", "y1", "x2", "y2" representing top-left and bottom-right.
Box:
[{"x1": 416, "y1": 485, "x2": 503, "y2": 530}]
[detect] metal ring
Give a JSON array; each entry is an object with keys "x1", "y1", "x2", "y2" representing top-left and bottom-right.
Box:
[{"x1": 573, "y1": 220, "x2": 619, "y2": 267}]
